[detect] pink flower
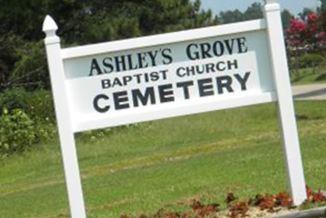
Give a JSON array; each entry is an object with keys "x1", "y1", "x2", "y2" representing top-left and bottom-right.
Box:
[
  {"x1": 289, "y1": 19, "x2": 306, "y2": 33},
  {"x1": 307, "y1": 12, "x2": 318, "y2": 23}
]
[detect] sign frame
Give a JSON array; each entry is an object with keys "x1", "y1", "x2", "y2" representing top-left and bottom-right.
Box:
[{"x1": 43, "y1": 1, "x2": 307, "y2": 217}]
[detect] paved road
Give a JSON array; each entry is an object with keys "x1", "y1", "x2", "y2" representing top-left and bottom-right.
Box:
[{"x1": 292, "y1": 84, "x2": 326, "y2": 100}]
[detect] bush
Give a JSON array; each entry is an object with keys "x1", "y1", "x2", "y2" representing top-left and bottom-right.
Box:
[
  {"x1": 0, "y1": 88, "x2": 55, "y2": 122},
  {"x1": 0, "y1": 89, "x2": 57, "y2": 155},
  {"x1": 299, "y1": 53, "x2": 324, "y2": 69},
  {"x1": 0, "y1": 34, "x2": 25, "y2": 91},
  {"x1": 27, "y1": 89, "x2": 55, "y2": 123},
  {"x1": 0, "y1": 88, "x2": 29, "y2": 115},
  {"x1": 0, "y1": 109, "x2": 37, "y2": 156},
  {"x1": 9, "y1": 41, "x2": 49, "y2": 90}
]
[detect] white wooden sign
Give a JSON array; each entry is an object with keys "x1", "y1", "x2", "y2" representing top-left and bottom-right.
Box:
[{"x1": 43, "y1": 1, "x2": 307, "y2": 217}]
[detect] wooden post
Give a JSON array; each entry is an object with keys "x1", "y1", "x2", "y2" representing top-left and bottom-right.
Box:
[
  {"x1": 43, "y1": 15, "x2": 87, "y2": 218},
  {"x1": 263, "y1": 0, "x2": 307, "y2": 205}
]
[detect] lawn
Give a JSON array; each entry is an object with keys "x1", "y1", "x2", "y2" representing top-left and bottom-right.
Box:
[
  {"x1": 291, "y1": 66, "x2": 326, "y2": 85},
  {"x1": 0, "y1": 101, "x2": 326, "y2": 218}
]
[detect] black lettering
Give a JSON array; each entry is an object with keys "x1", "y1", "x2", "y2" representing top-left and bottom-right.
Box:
[
  {"x1": 148, "y1": 50, "x2": 158, "y2": 66},
  {"x1": 101, "y1": 79, "x2": 111, "y2": 89},
  {"x1": 196, "y1": 65, "x2": 205, "y2": 74},
  {"x1": 162, "y1": 48, "x2": 173, "y2": 64},
  {"x1": 176, "y1": 67, "x2": 186, "y2": 77},
  {"x1": 216, "y1": 62, "x2": 226, "y2": 71},
  {"x1": 205, "y1": 63, "x2": 215, "y2": 73},
  {"x1": 198, "y1": 78, "x2": 214, "y2": 97},
  {"x1": 237, "y1": 37, "x2": 248, "y2": 53},
  {"x1": 200, "y1": 43, "x2": 212, "y2": 59},
  {"x1": 234, "y1": 72, "x2": 251, "y2": 91},
  {"x1": 186, "y1": 44, "x2": 199, "y2": 60},
  {"x1": 176, "y1": 81, "x2": 194, "y2": 99},
  {"x1": 127, "y1": 54, "x2": 139, "y2": 70},
  {"x1": 89, "y1": 58, "x2": 103, "y2": 76},
  {"x1": 132, "y1": 87, "x2": 156, "y2": 107},
  {"x1": 112, "y1": 78, "x2": 123, "y2": 87},
  {"x1": 102, "y1": 57, "x2": 114, "y2": 74},
  {"x1": 186, "y1": 66, "x2": 196, "y2": 76},
  {"x1": 133, "y1": 74, "x2": 142, "y2": 83},
  {"x1": 137, "y1": 53, "x2": 149, "y2": 69},
  {"x1": 212, "y1": 40, "x2": 225, "y2": 57},
  {"x1": 227, "y1": 60, "x2": 238, "y2": 70},
  {"x1": 224, "y1": 39, "x2": 235, "y2": 55},
  {"x1": 216, "y1": 76, "x2": 234, "y2": 94},
  {"x1": 113, "y1": 91, "x2": 129, "y2": 110},
  {"x1": 150, "y1": 72, "x2": 160, "y2": 81},
  {"x1": 122, "y1": 76, "x2": 132, "y2": 86},
  {"x1": 115, "y1": 56, "x2": 127, "y2": 72},
  {"x1": 158, "y1": 84, "x2": 174, "y2": 103},
  {"x1": 93, "y1": 94, "x2": 110, "y2": 113},
  {"x1": 160, "y1": 70, "x2": 168, "y2": 80}
]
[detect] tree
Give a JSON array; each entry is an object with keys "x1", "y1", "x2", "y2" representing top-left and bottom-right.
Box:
[
  {"x1": 243, "y1": 2, "x2": 263, "y2": 20},
  {"x1": 218, "y1": 9, "x2": 244, "y2": 24},
  {"x1": 0, "y1": 0, "x2": 218, "y2": 90},
  {"x1": 281, "y1": 9, "x2": 294, "y2": 29},
  {"x1": 218, "y1": 2, "x2": 263, "y2": 24},
  {"x1": 320, "y1": 0, "x2": 326, "y2": 31},
  {"x1": 286, "y1": 12, "x2": 324, "y2": 50},
  {"x1": 286, "y1": 11, "x2": 325, "y2": 73},
  {"x1": 298, "y1": 8, "x2": 314, "y2": 21}
]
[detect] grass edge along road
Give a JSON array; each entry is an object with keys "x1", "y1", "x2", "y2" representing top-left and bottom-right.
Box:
[{"x1": 0, "y1": 101, "x2": 326, "y2": 217}]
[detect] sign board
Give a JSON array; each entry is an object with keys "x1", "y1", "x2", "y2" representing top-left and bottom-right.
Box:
[{"x1": 43, "y1": 1, "x2": 307, "y2": 217}]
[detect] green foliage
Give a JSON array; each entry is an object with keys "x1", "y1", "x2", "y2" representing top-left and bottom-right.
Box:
[
  {"x1": 79, "y1": 0, "x2": 218, "y2": 43},
  {"x1": 10, "y1": 41, "x2": 48, "y2": 90},
  {"x1": 0, "y1": 87, "x2": 54, "y2": 122},
  {"x1": 217, "y1": 2, "x2": 262, "y2": 24},
  {"x1": 320, "y1": 0, "x2": 326, "y2": 31},
  {"x1": 0, "y1": 89, "x2": 56, "y2": 150},
  {"x1": 0, "y1": 34, "x2": 25, "y2": 90},
  {"x1": 281, "y1": 9, "x2": 293, "y2": 29},
  {"x1": 0, "y1": 109, "x2": 37, "y2": 156},
  {"x1": 26, "y1": 90, "x2": 55, "y2": 123},
  {"x1": 0, "y1": 36, "x2": 48, "y2": 91},
  {"x1": 218, "y1": 9, "x2": 244, "y2": 24},
  {"x1": 299, "y1": 53, "x2": 324, "y2": 68},
  {"x1": 0, "y1": 88, "x2": 29, "y2": 115},
  {"x1": 243, "y1": 2, "x2": 263, "y2": 20},
  {"x1": 0, "y1": 0, "x2": 218, "y2": 90}
]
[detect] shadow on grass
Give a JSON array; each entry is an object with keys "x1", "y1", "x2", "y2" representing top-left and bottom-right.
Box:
[{"x1": 316, "y1": 73, "x2": 326, "y2": 82}]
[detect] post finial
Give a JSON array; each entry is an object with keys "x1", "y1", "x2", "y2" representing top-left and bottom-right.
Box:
[
  {"x1": 264, "y1": 0, "x2": 280, "y2": 12},
  {"x1": 43, "y1": 15, "x2": 58, "y2": 36}
]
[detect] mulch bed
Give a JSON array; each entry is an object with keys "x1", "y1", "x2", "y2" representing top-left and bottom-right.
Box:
[{"x1": 121, "y1": 187, "x2": 326, "y2": 218}]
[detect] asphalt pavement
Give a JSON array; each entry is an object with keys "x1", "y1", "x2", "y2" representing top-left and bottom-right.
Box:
[{"x1": 292, "y1": 84, "x2": 326, "y2": 100}]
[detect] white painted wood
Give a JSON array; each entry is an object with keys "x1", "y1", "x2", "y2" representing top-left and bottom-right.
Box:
[
  {"x1": 61, "y1": 19, "x2": 266, "y2": 59},
  {"x1": 264, "y1": 1, "x2": 307, "y2": 205},
  {"x1": 43, "y1": 15, "x2": 87, "y2": 218},
  {"x1": 73, "y1": 92, "x2": 277, "y2": 133}
]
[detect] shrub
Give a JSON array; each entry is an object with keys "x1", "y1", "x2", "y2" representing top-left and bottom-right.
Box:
[
  {"x1": 0, "y1": 88, "x2": 29, "y2": 115},
  {"x1": 10, "y1": 41, "x2": 49, "y2": 90},
  {"x1": 0, "y1": 88, "x2": 55, "y2": 122},
  {"x1": 299, "y1": 53, "x2": 324, "y2": 69},
  {"x1": 0, "y1": 109, "x2": 37, "y2": 156},
  {"x1": 27, "y1": 89, "x2": 55, "y2": 123}
]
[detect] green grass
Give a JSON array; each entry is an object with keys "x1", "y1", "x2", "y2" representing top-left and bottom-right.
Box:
[
  {"x1": 1, "y1": 101, "x2": 326, "y2": 217},
  {"x1": 291, "y1": 66, "x2": 326, "y2": 85}
]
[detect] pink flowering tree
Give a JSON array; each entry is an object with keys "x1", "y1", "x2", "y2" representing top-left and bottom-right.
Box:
[
  {"x1": 286, "y1": 12, "x2": 325, "y2": 73},
  {"x1": 286, "y1": 12, "x2": 324, "y2": 50}
]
